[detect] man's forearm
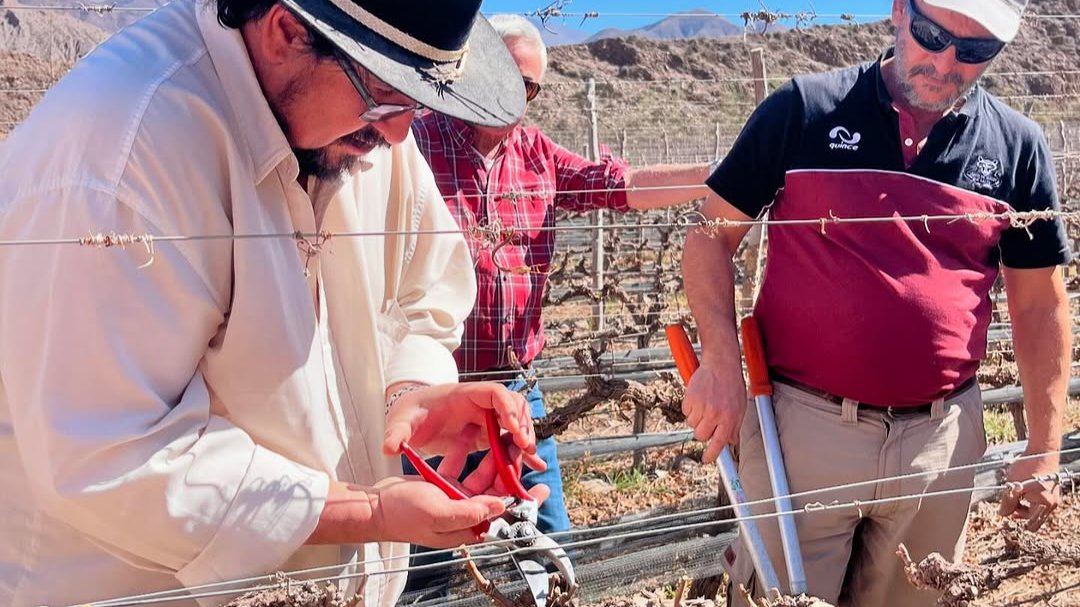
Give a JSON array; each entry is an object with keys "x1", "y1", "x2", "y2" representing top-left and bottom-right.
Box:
[
  {"x1": 683, "y1": 227, "x2": 742, "y2": 367},
  {"x1": 1011, "y1": 299, "x2": 1071, "y2": 455},
  {"x1": 307, "y1": 481, "x2": 378, "y2": 545},
  {"x1": 625, "y1": 164, "x2": 712, "y2": 210}
]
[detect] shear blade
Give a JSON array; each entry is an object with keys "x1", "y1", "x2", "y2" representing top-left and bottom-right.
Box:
[{"x1": 510, "y1": 553, "x2": 553, "y2": 607}]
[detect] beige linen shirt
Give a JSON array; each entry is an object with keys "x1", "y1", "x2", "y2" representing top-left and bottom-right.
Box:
[{"x1": 0, "y1": 1, "x2": 475, "y2": 605}]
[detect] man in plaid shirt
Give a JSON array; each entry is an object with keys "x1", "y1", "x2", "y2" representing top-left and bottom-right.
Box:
[{"x1": 412, "y1": 14, "x2": 711, "y2": 533}]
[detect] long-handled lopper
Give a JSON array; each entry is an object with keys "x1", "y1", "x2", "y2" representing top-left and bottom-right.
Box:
[
  {"x1": 666, "y1": 324, "x2": 782, "y2": 595},
  {"x1": 740, "y1": 316, "x2": 807, "y2": 595}
]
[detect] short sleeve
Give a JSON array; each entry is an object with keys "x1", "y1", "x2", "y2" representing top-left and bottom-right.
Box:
[
  {"x1": 999, "y1": 132, "x2": 1072, "y2": 269},
  {"x1": 706, "y1": 79, "x2": 805, "y2": 218}
]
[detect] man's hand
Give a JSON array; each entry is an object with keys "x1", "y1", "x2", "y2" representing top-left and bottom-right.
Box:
[
  {"x1": 998, "y1": 266, "x2": 1070, "y2": 533},
  {"x1": 382, "y1": 382, "x2": 543, "y2": 473},
  {"x1": 999, "y1": 449, "x2": 1062, "y2": 532},
  {"x1": 308, "y1": 472, "x2": 549, "y2": 549},
  {"x1": 370, "y1": 470, "x2": 549, "y2": 548},
  {"x1": 682, "y1": 361, "x2": 748, "y2": 464}
]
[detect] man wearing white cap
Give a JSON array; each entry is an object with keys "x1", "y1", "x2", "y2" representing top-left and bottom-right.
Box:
[
  {"x1": 682, "y1": 1, "x2": 1072, "y2": 605},
  {"x1": 0, "y1": 1, "x2": 546, "y2": 606}
]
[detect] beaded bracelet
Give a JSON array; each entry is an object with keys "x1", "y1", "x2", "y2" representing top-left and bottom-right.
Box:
[{"x1": 385, "y1": 384, "x2": 425, "y2": 415}]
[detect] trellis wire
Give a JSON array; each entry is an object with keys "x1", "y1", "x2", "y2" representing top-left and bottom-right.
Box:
[
  {"x1": 74, "y1": 446, "x2": 1080, "y2": 607},
  {"x1": 0, "y1": 207, "x2": 1076, "y2": 249}
]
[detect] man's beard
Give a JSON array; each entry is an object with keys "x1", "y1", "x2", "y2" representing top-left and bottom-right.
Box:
[
  {"x1": 293, "y1": 127, "x2": 390, "y2": 180},
  {"x1": 270, "y1": 77, "x2": 391, "y2": 180},
  {"x1": 894, "y1": 34, "x2": 981, "y2": 112}
]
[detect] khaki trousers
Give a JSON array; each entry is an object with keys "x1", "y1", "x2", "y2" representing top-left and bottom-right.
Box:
[{"x1": 727, "y1": 382, "x2": 987, "y2": 606}]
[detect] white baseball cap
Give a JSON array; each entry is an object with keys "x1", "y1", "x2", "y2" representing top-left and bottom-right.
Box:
[{"x1": 920, "y1": 0, "x2": 1028, "y2": 42}]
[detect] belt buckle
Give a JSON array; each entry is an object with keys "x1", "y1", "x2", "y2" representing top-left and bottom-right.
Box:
[{"x1": 884, "y1": 404, "x2": 925, "y2": 418}]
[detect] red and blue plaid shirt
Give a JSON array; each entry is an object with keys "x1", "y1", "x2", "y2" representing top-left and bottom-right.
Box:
[{"x1": 413, "y1": 111, "x2": 630, "y2": 374}]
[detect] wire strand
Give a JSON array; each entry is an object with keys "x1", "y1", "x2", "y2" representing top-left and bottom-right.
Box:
[
  {"x1": 71, "y1": 442, "x2": 1075, "y2": 600},
  {"x1": 2, "y1": 208, "x2": 1077, "y2": 249},
  {"x1": 76, "y1": 446, "x2": 1080, "y2": 606}
]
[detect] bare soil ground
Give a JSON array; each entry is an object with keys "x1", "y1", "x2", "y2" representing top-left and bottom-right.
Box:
[{"x1": 561, "y1": 400, "x2": 1080, "y2": 606}]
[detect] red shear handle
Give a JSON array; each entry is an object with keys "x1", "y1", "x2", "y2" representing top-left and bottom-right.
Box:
[
  {"x1": 399, "y1": 408, "x2": 534, "y2": 535},
  {"x1": 485, "y1": 409, "x2": 535, "y2": 502},
  {"x1": 665, "y1": 324, "x2": 700, "y2": 383},
  {"x1": 400, "y1": 443, "x2": 470, "y2": 501},
  {"x1": 740, "y1": 316, "x2": 774, "y2": 397},
  {"x1": 401, "y1": 442, "x2": 491, "y2": 535}
]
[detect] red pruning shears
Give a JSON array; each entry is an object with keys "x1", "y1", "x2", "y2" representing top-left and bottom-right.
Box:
[{"x1": 401, "y1": 410, "x2": 577, "y2": 606}]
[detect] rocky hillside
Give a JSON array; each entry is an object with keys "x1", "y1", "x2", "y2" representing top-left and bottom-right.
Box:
[
  {"x1": 2, "y1": 0, "x2": 1079, "y2": 157},
  {"x1": 0, "y1": 0, "x2": 109, "y2": 140},
  {"x1": 585, "y1": 9, "x2": 778, "y2": 43},
  {"x1": 527, "y1": 0, "x2": 1080, "y2": 152},
  {"x1": 3, "y1": 0, "x2": 160, "y2": 33},
  {"x1": 0, "y1": 4, "x2": 108, "y2": 61}
]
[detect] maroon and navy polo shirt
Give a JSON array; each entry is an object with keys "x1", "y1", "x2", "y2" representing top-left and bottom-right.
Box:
[{"x1": 706, "y1": 50, "x2": 1072, "y2": 406}]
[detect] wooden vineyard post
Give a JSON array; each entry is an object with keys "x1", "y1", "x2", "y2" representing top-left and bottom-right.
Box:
[
  {"x1": 739, "y1": 47, "x2": 769, "y2": 315},
  {"x1": 714, "y1": 122, "x2": 722, "y2": 160},
  {"x1": 586, "y1": 77, "x2": 606, "y2": 334}
]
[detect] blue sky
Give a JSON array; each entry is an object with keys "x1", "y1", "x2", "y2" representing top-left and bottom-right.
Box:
[{"x1": 481, "y1": 0, "x2": 895, "y2": 34}]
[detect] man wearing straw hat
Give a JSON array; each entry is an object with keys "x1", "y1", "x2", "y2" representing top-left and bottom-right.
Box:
[
  {"x1": 0, "y1": 1, "x2": 546, "y2": 606},
  {"x1": 682, "y1": 0, "x2": 1072, "y2": 605}
]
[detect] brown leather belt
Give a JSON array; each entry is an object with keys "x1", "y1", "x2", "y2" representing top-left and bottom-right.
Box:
[{"x1": 771, "y1": 374, "x2": 977, "y2": 416}]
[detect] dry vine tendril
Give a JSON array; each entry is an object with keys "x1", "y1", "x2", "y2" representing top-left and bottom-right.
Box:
[{"x1": 898, "y1": 518, "x2": 1080, "y2": 607}]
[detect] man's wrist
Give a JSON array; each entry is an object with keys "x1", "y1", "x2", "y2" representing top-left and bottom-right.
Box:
[
  {"x1": 307, "y1": 481, "x2": 377, "y2": 545},
  {"x1": 385, "y1": 382, "x2": 426, "y2": 415},
  {"x1": 1022, "y1": 443, "x2": 1063, "y2": 461},
  {"x1": 698, "y1": 322, "x2": 742, "y2": 368}
]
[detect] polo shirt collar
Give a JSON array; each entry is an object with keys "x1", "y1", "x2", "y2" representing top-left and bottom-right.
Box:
[{"x1": 873, "y1": 47, "x2": 982, "y2": 119}]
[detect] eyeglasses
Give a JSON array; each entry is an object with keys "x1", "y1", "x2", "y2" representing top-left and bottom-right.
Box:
[
  {"x1": 907, "y1": 0, "x2": 1005, "y2": 64},
  {"x1": 523, "y1": 76, "x2": 542, "y2": 102},
  {"x1": 334, "y1": 54, "x2": 420, "y2": 122}
]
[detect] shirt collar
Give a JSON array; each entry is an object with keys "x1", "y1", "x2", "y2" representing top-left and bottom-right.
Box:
[
  {"x1": 442, "y1": 113, "x2": 523, "y2": 154},
  {"x1": 874, "y1": 47, "x2": 981, "y2": 118},
  {"x1": 197, "y1": 4, "x2": 294, "y2": 183},
  {"x1": 444, "y1": 113, "x2": 476, "y2": 149}
]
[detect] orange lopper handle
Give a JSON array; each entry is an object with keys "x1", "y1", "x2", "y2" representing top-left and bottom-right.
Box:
[
  {"x1": 665, "y1": 324, "x2": 700, "y2": 383},
  {"x1": 740, "y1": 316, "x2": 773, "y2": 397}
]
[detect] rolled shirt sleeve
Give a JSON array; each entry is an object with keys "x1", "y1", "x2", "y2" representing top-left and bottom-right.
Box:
[
  {"x1": 549, "y1": 137, "x2": 631, "y2": 213},
  {"x1": 0, "y1": 188, "x2": 329, "y2": 589}
]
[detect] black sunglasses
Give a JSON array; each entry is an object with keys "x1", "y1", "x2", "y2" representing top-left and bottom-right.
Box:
[
  {"x1": 523, "y1": 77, "x2": 542, "y2": 102},
  {"x1": 907, "y1": 0, "x2": 1005, "y2": 64}
]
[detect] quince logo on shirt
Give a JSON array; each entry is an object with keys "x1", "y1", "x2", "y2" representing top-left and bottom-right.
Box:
[
  {"x1": 828, "y1": 126, "x2": 861, "y2": 151},
  {"x1": 963, "y1": 155, "x2": 1003, "y2": 192}
]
